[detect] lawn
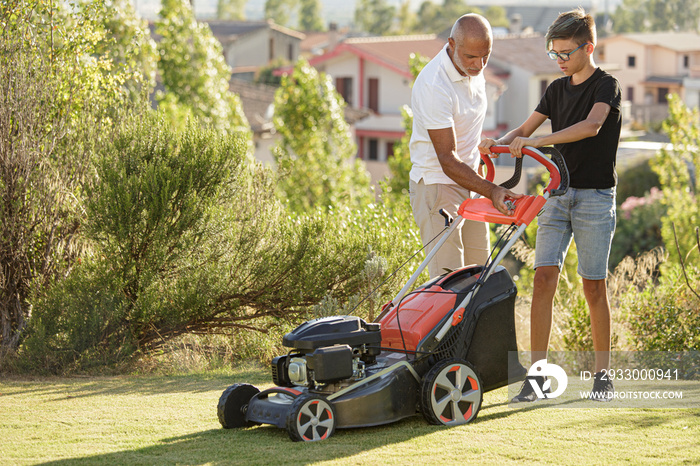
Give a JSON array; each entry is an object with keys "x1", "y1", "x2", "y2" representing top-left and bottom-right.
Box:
[{"x1": 1, "y1": 362, "x2": 699, "y2": 465}]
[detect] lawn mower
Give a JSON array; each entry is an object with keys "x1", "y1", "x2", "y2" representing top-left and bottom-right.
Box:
[{"x1": 217, "y1": 145, "x2": 569, "y2": 441}]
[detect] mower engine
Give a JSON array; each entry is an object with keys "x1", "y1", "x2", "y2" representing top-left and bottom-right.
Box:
[{"x1": 271, "y1": 315, "x2": 382, "y2": 393}]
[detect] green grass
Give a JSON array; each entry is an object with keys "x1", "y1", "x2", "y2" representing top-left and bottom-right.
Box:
[{"x1": 1, "y1": 362, "x2": 699, "y2": 465}]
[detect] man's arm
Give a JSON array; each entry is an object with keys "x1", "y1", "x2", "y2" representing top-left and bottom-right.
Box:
[{"x1": 428, "y1": 127, "x2": 522, "y2": 216}]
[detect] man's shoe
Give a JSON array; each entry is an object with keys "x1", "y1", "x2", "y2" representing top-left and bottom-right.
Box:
[
  {"x1": 589, "y1": 371, "x2": 614, "y2": 402},
  {"x1": 511, "y1": 376, "x2": 550, "y2": 403}
]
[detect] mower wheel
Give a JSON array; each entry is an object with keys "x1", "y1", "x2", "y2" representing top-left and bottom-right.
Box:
[
  {"x1": 286, "y1": 394, "x2": 336, "y2": 442},
  {"x1": 217, "y1": 383, "x2": 260, "y2": 428},
  {"x1": 421, "y1": 358, "x2": 483, "y2": 426}
]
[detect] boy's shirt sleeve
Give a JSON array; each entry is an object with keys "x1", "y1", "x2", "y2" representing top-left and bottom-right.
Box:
[{"x1": 595, "y1": 74, "x2": 622, "y2": 112}]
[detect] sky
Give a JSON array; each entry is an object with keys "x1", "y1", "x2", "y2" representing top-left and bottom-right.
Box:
[{"x1": 133, "y1": 0, "x2": 622, "y2": 28}]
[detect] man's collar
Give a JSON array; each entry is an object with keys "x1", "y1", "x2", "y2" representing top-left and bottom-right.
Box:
[{"x1": 441, "y1": 43, "x2": 470, "y2": 83}]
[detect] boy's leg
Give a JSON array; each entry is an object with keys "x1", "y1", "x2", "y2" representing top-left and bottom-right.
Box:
[
  {"x1": 583, "y1": 278, "x2": 611, "y2": 372},
  {"x1": 571, "y1": 187, "x2": 616, "y2": 372},
  {"x1": 531, "y1": 266, "x2": 560, "y2": 363}
]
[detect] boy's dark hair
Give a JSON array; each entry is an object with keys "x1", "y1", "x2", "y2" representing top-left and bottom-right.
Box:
[{"x1": 545, "y1": 8, "x2": 596, "y2": 49}]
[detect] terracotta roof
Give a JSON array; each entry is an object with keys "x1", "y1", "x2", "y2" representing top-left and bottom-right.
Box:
[
  {"x1": 339, "y1": 35, "x2": 447, "y2": 76},
  {"x1": 600, "y1": 32, "x2": 700, "y2": 53},
  {"x1": 491, "y1": 34, "x2": 561, "y2": 75}
]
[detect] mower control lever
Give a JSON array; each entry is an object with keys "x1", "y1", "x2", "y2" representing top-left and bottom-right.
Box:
[{"x1": 439, "y1": 209, "x2": 453, "y2": 227}]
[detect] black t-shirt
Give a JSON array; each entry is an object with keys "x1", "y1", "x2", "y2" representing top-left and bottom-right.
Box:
[{"x1": 535, "y1": 68, "x2": 622, "y2": 189}]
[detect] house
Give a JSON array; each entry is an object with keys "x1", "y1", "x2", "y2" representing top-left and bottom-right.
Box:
[
  {"x1": 489, "y1": 33, "x2": 562, "y2": 137},
  {"x1": 206, "y1": 20, "x2": 306, "y2": 80},
  {"x1": 304, "y1": 35, "x2": 506, "y2": 182},
  {"x1": 597, "y1": 32, "x2": 700, "y2": 123},
  {"x1": 230, "y1": 78, "x2": 370, "y2": 167}
]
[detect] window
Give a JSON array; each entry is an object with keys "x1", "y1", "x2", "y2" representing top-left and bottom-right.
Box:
[
  {"x1": 540, "y1": 79, "x2": 548, "y2": 98},
  {"x1": 386, "y1": 141, "x2": 395, "y2": 159},
  {"x1": 368, "y1": 139, "x2": 379, "y2": 161},
  {"x1": 335, "y1": 77, "x2": 353, "y2": 106},
  {"x1": 627, "y1": 55, "x2": 636, "y2": 68},
  {"x1": 657, "y1": 87, "x2": 669, "y2": 104},
  {"x1": 627, "y1": 86, "x2": 635, "y2": 102},
  {"x1": 368, "y1": 78, "x2": 379, "y2": 112},
  {"x1": 269, "y1": 37, "x2": 274, "y2": 61},
  {"x1": 288, "y1": 43, "x2": 294, "y2": 61},
  {"x1": 684, "y1": 55, "x2": 690, "y2": 68}
]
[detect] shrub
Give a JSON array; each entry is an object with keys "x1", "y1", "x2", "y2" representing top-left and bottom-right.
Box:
[{"x1": 609, "y1": 187, "x2": 665, "y2": 268}]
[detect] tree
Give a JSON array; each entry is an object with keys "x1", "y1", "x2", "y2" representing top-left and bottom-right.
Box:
[
  {"x1": 155, "y1": 0, "x2": 251, "y2": 140},
  {"x1": 96, "y1": 0, "x2": 158, "y2": 99},
  {"x1": 651, "y1": 94, "x2": 700, "y2": 264},
  {"x1": 272, "y1": 58, "x2": 373, "y2": 213},
  {"x1": 484, "y1": 5, "x2": 509, "y2": 29},
  {"x1": 395, "y1": 0, "x2": 416, "y2": 35},
  {"x1": 217, "y1": 0, "x2": 246, "y2": 20},
  {"x1": 0, "y1": 0, "x2": 135, "y2": 355},
  {"x1": 265, "y1": 0, "x2": 296, "y2": 27},
  {"x1": 299, "y1": 0, "x2": 324, "y2": 31},
  {"x1": 354, "y1": 0, "x2": 396, "y2": 36},
  {"x1": 611, "y1": 0, "x2": 700, "y2": 32}
]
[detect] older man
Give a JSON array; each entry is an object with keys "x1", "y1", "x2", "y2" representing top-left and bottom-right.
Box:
[{"x1": 409, "y1": 14, "x2": 521, "y2": 278}]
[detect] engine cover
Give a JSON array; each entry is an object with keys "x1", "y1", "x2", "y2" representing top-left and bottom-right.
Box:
[{"x1": 282, "y1": 315, "x2": 382, "y2": 352}]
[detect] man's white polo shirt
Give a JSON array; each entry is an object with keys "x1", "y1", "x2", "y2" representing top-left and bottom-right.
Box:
[{"x1": 409, "y1": 44, "x2": 487, "y2": 186}]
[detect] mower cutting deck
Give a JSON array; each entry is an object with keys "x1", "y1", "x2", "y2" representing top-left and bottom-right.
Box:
[{"x1": 217, "y1": 146, "x2": 569, "y2": 441}]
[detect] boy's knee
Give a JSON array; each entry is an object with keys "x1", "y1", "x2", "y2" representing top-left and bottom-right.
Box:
[{"x1": 533, "y1": 266, "x2": 559, "y2": 289}]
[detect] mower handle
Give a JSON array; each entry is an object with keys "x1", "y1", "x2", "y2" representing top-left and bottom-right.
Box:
[{"x1": 480, "y1": 145, "x2": 569, "y2": 197}]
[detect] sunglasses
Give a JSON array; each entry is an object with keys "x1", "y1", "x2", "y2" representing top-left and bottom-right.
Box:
[{"x1": 547, "y1": 43, "x2": 590, "y2": 61}]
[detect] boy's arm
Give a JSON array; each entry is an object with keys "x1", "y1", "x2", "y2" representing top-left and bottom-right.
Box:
[
  {"x1": 428, "y1": 127, "x2": 523, "y2": 216},
  {"x1": 508, "y1": 102, "x2": 611, "y2": 156},
  {"x1": 479, "y1": 111, "x2": 548, "y2": 156}
]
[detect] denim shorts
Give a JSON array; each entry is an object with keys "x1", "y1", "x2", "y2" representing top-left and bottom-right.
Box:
[{"x1": 534, "y1": 187, "x2": 616, "y2": 280}]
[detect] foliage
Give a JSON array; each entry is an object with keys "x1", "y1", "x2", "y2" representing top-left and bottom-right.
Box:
[
  {"x1": 621, "y1": 262, "x2": 700, "y2": 352},
  {"x1": 155, "y1": 0, "x2": 251, "y2": 140},
  {"x1": 413, "y1": 0, "x2": 480, "y2": 34},
  {"x1": 255, "y1": 57, "x2": 288, "y2": 86},
  {"x1": 616, "y1": 158, "x2": 660, "y2": 204},
  {"x1": 272, "y1": 58, "x2": 373, "y2": 213},
  {"x1": 264, "y1": 0, "x2": 296, "y2": 27},
  {"x1": 611, "y1": 0, "x2": 700, "y2": 32},
  {"x1": 354, "y1": 0, "x2": 396, "y2": 36},
  {"x1": 0, "y1": 0, "x2": 135, "y2": 355},
  {"x1": 299, "y1": 0, "x2": 325, "y2": 32},
  {"x1": 217, "y1": 0, "x2": 246, "y2": 20},
  {"x1": 94, "y1": 0, "x2": 158, "y2": 100},
  {"x1": 18, "y1": 110, "x2": 419, "y2": 372},
  {"x1": 386, "y1": 105, "x2": 414, "y2": 196},
  {"x1": 651, "y1": 94, "x2": 699, "y2": 264},
  {"x1": 609, "y1": 187, "x2": 665, "y2": 268}
]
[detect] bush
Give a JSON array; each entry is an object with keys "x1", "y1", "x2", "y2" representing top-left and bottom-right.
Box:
[
  {"x1": 609, "y1": 187, "x2": 665, "y2": 268},
  {"x1": 622, "y1": 264, "x2": 700, "y2": 351},
  {"x1": 18, "y1": 111, "x2": 422, "y2": 373}
]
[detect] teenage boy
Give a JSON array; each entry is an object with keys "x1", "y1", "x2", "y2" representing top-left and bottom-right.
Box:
[{"x1": 479, "y1": 7, "x2": 621, "y2": 402}]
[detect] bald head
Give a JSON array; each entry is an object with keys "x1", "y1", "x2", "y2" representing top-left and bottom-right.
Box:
[
  {"x1": 448, "y1": 14, "x2": 492, "y2": 77},
  {"x1": 450, "y1": 14, "x2": 492, "y2": 45}
]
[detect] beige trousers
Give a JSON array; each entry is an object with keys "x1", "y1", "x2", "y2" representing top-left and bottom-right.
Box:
[{"x1": 409, "y1": 179, "x2": 490, "y2": 279}]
